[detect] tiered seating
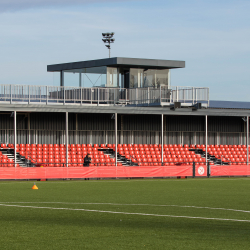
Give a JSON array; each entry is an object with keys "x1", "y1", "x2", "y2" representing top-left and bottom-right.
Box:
[
  {"x1": 114, "y1": 144, "x2": 207, "y2": 166},
  {"x1": 196, "y1": 144, "x2": 250, "y2": 165},
  {"x1": 7, "y1": 144, "x2": 121, "y2": 167},
  {"x1": 3, "y1": 143, "x2": 249, "y2": 167}
]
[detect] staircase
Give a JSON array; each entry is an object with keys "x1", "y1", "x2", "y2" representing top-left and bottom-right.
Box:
[
  {"x1": 1, "y1": 149, "x2": 27, "y2": 167},
  {"x1": 105, "y1": 149, "x2": 130, "y2": 166}
]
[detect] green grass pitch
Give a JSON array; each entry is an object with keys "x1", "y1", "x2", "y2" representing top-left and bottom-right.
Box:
[{"x1": 0, "y1": 178, "x2": 250, "y2": 250}]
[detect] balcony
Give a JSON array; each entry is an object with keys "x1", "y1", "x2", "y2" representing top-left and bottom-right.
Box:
[{"x1": 0, "y1": 85, "x2": 209, "y2": 107}]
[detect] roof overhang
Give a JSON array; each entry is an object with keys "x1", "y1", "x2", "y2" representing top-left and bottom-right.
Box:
[
  {"x1": 47, "y1": 57, "x2": 185, "y2": 72},
  {"x1": 1, "y1": 104, "x2": 250, "y2": 117}
]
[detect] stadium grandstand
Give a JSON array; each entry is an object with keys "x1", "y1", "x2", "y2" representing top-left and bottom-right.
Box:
[{"x1": 0, "y1": 57, "x2": 249, "y2": 179}]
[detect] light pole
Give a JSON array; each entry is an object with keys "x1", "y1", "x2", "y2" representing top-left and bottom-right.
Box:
[{"x1": 102, "y1": 32, "x2": 115, "y2": 58}]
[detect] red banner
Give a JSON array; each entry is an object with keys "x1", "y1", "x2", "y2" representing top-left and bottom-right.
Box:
[
  {"x1": 211, "y1": 165, "x2": 250, "y2": 176},
  {"x1": 0, "y1": 165, "x2": 193, "y2": 179},
  {"x1": 0, "y1": 165, "x2": 248, "y2": 180}
]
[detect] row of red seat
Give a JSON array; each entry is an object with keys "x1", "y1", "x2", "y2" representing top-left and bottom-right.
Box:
[
  {"x1": 17, "y1": 148, "x2": 101, "y2": 153},
  {"x1": 139, "y1": 162, "x2": 208, "y2": 166},
  {"x1": 2, "y1": 144, "x2": 102, "y2": 148},
  {"x1": 18, "y1": 150, "x2": 105, "y2": 155},
  {"x1": 119, "y1": 150, "x2": 196, "y2": 155},
  {"x1": 208, "y1": 149, "x2": 248, "y2": 153},
  {"x1": 37, "y1": 163, "x2": 122, "y2": 167},
  {"x1": 195, "y1": 144, "x2": 249, "y2": 149},
  {"x1": 118, "y1": 148, "x2": 191, "y2": 152},
  {"x1": 2, "y1": 143, "x2": 250, "y2": 149}
]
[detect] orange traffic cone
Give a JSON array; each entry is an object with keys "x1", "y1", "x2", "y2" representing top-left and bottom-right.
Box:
[{"x1": 32, "y1": 183, "x2": 38, "y2": 189}]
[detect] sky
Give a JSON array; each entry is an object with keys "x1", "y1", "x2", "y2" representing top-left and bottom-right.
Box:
[{"x1": 0, "y1": 0, "x2": 249, "y2": 101}]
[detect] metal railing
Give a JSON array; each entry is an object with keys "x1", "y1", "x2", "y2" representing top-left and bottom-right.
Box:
[{"x1": 0, "y1": 84, "x2": 209, "y2": 107}]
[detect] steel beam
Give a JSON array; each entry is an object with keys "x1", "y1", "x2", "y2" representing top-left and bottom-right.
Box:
[
  {"x1": 66, "y1": 112, "x2": 68, "y2": 167},
  {"x1": 205, "y1": 115, "x2": 208, "y2": 164},
  {"x1": 115, "y1": 113, "x2": 117, "y2": 166},
  {"x1": 247, "y1": 116, "x2": 249, "y2": 165},
  {"x1": 14, "y1": 111, "x2": 16, "y2": 167},
  {"x1": 161, "y1": 114, "x2": 164, "y2": 165}
]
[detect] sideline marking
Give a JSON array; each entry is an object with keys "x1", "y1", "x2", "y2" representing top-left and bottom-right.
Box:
[
  {"x1": 0, "y1": 203, "x2": 250, "y2": 223},
  {"x1": 1, "y1": 202, "x2": 250, "y2": 214}
]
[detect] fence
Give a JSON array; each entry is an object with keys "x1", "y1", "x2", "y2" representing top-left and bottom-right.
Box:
[{"x1": 0, "y1": 85, "x2": 209, "y2": 107}]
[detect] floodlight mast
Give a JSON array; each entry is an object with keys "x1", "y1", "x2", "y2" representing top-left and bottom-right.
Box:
[{"x1": 102, "y1": 32, "x2": 115, "y2": 58}]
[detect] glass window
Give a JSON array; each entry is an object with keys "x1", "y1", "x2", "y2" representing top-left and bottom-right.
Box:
[
  {"x1": 63, "y1": 66, "x2": 107, "y2": 88},
  {"x1": 155, "y1": 69, "x2": 170, "y2": 87},
  {"x1": 143, "y1": 69, "x2": 169, "y2": 88},
  {"x1": 107, "y1": 67, "x2": 118, "y2": 87},
  {"x1": 130, "y1": 69, "x2": 144, "y2": 88}
]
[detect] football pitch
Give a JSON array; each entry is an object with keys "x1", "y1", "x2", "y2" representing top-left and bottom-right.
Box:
[{"x1": 0, "y1": 178, "x2": 250, "y2": 250}]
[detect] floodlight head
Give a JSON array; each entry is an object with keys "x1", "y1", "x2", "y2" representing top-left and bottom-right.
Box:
[{"x1": 102, "y1": 32, "x2": 115, "y2": 58}]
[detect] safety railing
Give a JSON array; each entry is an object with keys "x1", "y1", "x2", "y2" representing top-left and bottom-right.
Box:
[{"x1": 0, "y1": 84, "x2": 209, "y2": 107}]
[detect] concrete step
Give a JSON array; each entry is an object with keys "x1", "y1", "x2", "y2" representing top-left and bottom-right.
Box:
[
  {"x1": 105, "y1": 152, "x2": 129, "y2": 166},
  {"x1": 2, "y1": 152, "x2": 27, "y2": 167}
]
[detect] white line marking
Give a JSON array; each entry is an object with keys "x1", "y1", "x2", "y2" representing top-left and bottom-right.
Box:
[
  {"x1": 1, "y1": 202, "x2": 250, "y2": 214},
  {"x1": 0, "y1": 203, "x2": 249, "y2": 223}
]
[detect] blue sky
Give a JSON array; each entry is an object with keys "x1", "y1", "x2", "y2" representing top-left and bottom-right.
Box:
[{"x1": 0, "y1": 0, "x2": 249, "y2": 101}]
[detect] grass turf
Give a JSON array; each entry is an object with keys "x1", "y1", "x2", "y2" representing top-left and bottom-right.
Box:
[{"x1": 0, "y1": 178, "x2": 250, "y2": 249}]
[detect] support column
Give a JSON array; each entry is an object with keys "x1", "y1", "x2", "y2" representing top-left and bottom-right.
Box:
[
  {"x1": 79, "y1": 73, "x2": 82, "y2": 87},
  {"x1": 60, "y1": 71, "x2": 64, "y2": 87},
  {"x1": 75, "y1": 114, "x2": 78, "y2": 144},
  {"x1": 14, "y1": 111, "x2": 16, "y2": 168},
  {"x1": 66, "y1": 112, "x2": 68, "y2": 167},
  {"x1": 117, "y1": 68, "x2": 119, "y2": 87},
  {"x1": 205, "y1": 115, "x2": 208, "y2": 164},
  {"x1": 121, "y1": 115, "x2": 123, "y2": 144},
  {"x1": 161, "y1": 114, "x2": 164, "y2": 165},
  {"x1": 115, "y1": 113, "x2": 117, "y2": 167},
  {"x1": 28, "y1": 113, "x2": 31, "y2": 144},
  {"x1": 160, "y1": 86, "x2": 162, "y2": 106},
  {"x1": 247, "y1": 116, "x2": 249, "y2": 165}
]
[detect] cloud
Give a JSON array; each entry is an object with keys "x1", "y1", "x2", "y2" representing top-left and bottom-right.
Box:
[{"x1": 0, "y1": 0, "x2": 132, "y2": 12}]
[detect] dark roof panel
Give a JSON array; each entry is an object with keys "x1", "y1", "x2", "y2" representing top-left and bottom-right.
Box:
[{"x1": 47, "y1": 57, "x2": 185, "y2": 72}]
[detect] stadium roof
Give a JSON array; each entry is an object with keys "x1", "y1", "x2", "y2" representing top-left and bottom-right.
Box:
[
  {"x1": 1, "y1": 104, "x2": 250, "y2": 117},
  {"x1": 47, "y1": 57, "x2": 185, "y2": 72}
]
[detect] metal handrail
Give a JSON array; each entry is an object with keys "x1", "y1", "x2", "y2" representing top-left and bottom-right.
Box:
[{"x1": 0, "y1": 84, "x2": 209, "y2": 107}]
